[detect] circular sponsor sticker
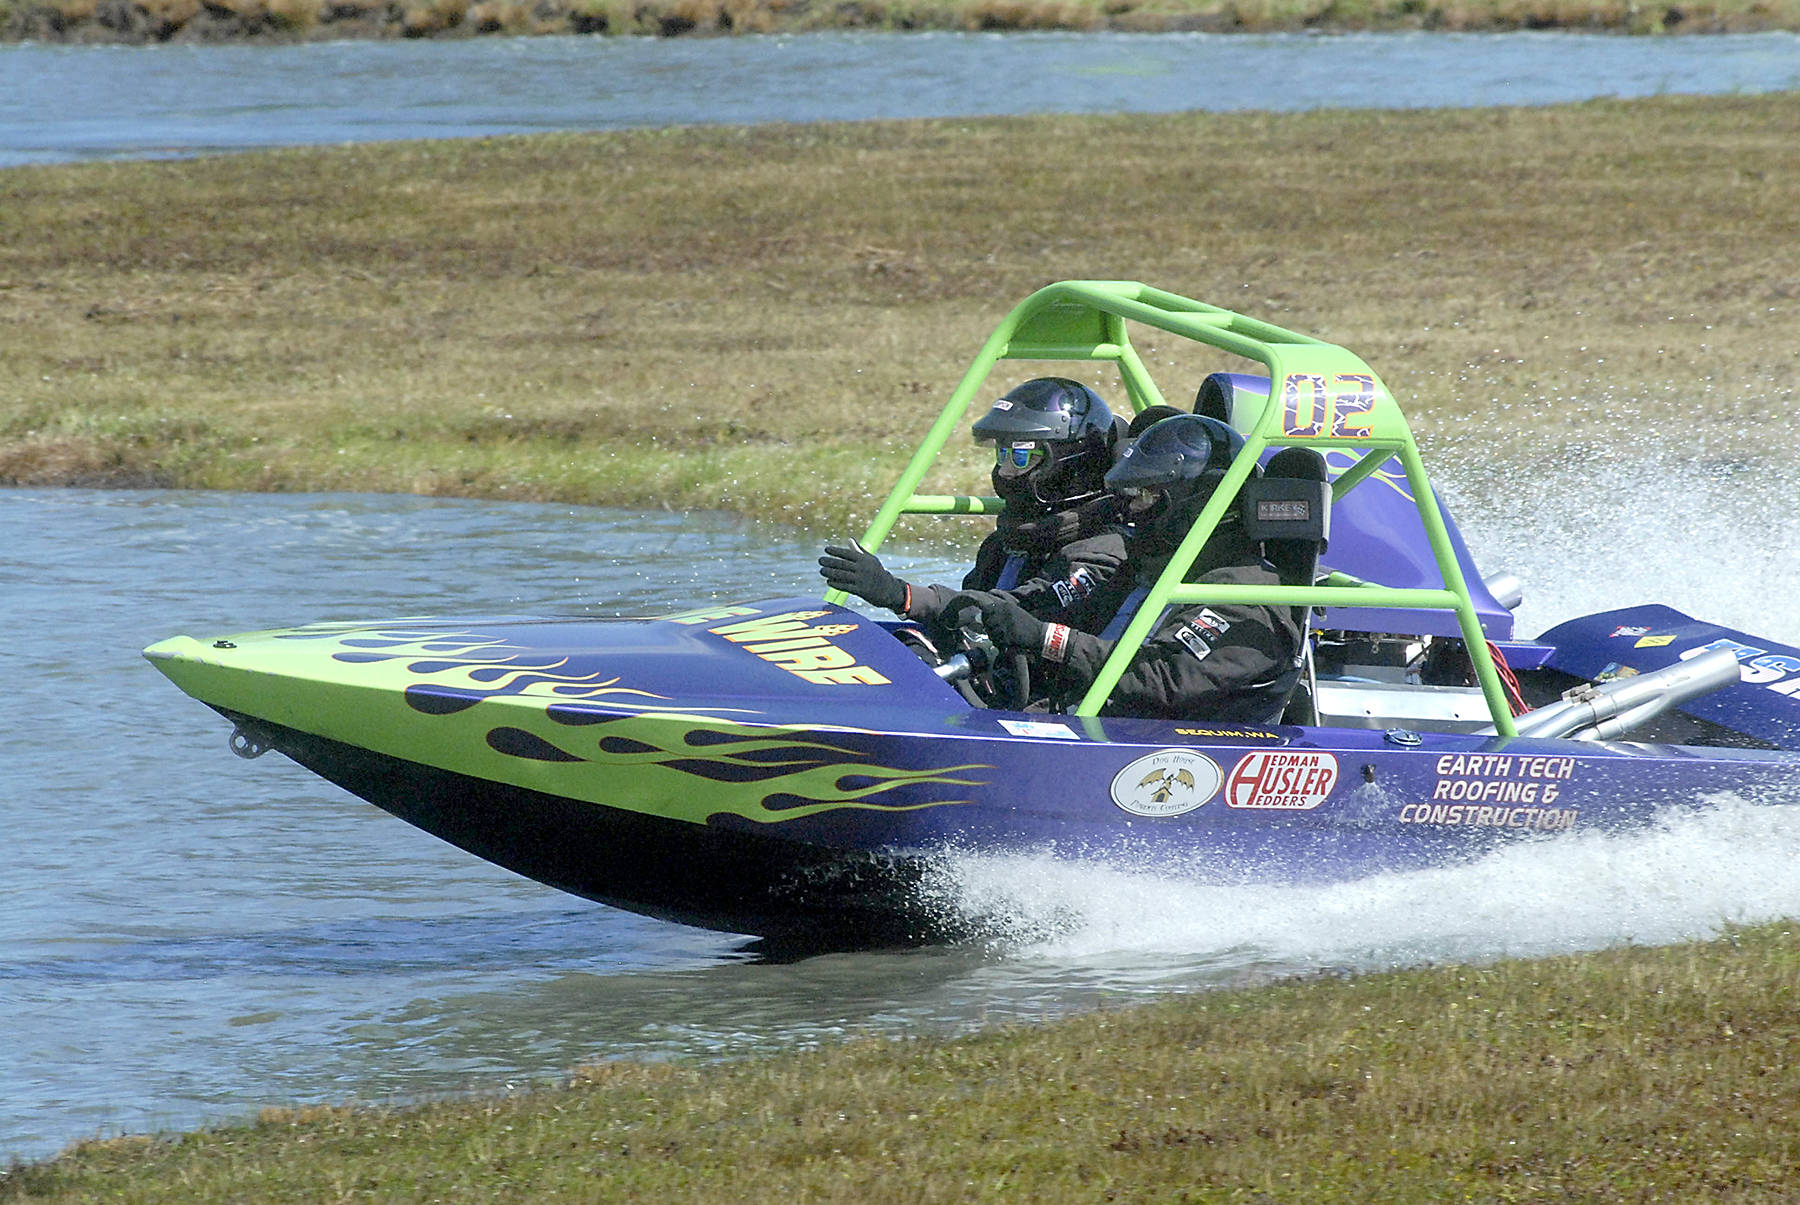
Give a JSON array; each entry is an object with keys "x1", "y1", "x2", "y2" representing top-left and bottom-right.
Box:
[{"x1": 1109, "y1": 749, "x2": 1223, "y2": 818}]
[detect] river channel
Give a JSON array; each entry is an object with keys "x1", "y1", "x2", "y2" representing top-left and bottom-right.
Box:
[
  {"x1": 6, "y1": 21, "x2": 1800, "y2": 1166},
  {"x1": 3, "y1": 30, "x2": 1799, "y2": 167},
  {"x1": 7, "y1": 453, "x2": 1800, "y2": 1161}
]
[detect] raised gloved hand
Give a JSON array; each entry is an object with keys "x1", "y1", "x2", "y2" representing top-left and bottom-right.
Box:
[
  {"x1": 944, "y1": 590, "x2": 1046, "y2": 655},
  {"x1": 819, "y1": 540, "x2": 909, "y2": 613}
]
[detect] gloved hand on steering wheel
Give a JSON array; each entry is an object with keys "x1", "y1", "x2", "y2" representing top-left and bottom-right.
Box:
[
  {"x1": 819, "y1": 539, "x2": 909, "y2": 614},
  {"x1": 944, "y1": 590, "x2": 1046, "y2": 655}
]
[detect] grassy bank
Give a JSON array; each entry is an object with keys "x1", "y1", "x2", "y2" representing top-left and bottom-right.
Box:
[
  {"x1": 6, "y1": 0, "x2": 1797, "y2": 44},
  {"x1": 8, "y1": 920, "x2": 1800, "y2": 1201},
  {"x1": 4, "y1": 95, "x2": 1798, "y2": 535}
]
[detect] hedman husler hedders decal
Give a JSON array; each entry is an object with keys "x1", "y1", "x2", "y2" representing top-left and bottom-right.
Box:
[
  {"x1": 1110, "y1": 749, "x2": 1223, "y2": 818},
  {"x1": 1224, "y1": 750, "x2": 1338, "y2": 810}
]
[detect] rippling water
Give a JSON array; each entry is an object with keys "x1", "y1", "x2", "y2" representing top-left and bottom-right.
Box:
[
  {"x1": 5, "y1": 463, "x2": 1800, "y2": 1163},
  {"x1": 3, "y1": 490, "x2": 863, "y2": 1159},
  {"x1": 2, "y1": 31, "x2": 1798, "y2": 167}
]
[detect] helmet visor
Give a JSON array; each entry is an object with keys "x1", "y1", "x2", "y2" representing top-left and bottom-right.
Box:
[{"x1": 995, "y1": 441, "x2": 1048, "y2": 478}]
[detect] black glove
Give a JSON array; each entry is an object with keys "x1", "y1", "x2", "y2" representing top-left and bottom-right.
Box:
[
  {"x1": 945, "y1": 590, "x2": 1046, "y2": 655},
  {"x1": 819, "y1": 540, "x2": 909, "y2": 613}
]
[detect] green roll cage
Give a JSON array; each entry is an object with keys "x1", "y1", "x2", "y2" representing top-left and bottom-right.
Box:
[{"x1": 823, "y1": 280, "x2": 1518, "y2": 736}]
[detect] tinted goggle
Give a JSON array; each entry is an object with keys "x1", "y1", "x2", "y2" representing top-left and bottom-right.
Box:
[{"x1": 994, "y1": 441, "x2": 1048, "y2": 478}]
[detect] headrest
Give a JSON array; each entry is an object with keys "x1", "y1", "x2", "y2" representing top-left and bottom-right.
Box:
[
  {"x1": 1126, "y1": 404, "x2": 1184, "y2": 439},
  {"x1": 1195, "y1": 375, "x2": 1233, "y2": 424},
  {"x1": 1240, "y1": 447, "x2": 1331, "y2": 550},
  {"x1": 1265, "y1": 446, "x2": 1327, "y2": 484},
  {"x1": 1194, "y1": 372, "x2": 1273, "y2": 435}
]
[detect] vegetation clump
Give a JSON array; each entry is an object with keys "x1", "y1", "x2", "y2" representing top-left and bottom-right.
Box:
[{"x1": 4, "y1": 0, "x2": 1798, "y2": 40}]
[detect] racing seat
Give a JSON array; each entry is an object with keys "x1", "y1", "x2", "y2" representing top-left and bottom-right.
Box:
[
  {"x1": 1195, "y1": 372, "x2": 1263, "y2": 434},
  {"x1": 1124, "y1": 404, "x2": 1183, "y2": 445},
  {"x1": 1110, "y1": 412, "x2": 1133, "y2": 450},
  {"x1": 1238, "y1": 447, "x2": 1331, "y2": 725}
]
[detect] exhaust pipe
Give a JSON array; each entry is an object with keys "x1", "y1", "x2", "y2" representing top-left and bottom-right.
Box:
[
  {"x1": 1484, "y1": 571, "x2": 1524, "y2": 612},
  {"x1": 1498, "y1": 646, "x2": 1742, "y2": 741}
]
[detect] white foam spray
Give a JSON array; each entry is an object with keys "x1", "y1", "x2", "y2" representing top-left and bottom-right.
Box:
[
  {"x1": 932, "y1": 796, "x2": 1800, "y2": 986},
  {"x1": 1436, "y1": 437, "x2": 1800, "y2": 642}
]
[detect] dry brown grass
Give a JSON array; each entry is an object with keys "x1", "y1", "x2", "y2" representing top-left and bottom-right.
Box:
[
  {"x1": 960, "y1": 0, "x2": 1104, "y2": 28},
  {"x1": 2, "y1": 98, "x2": 1798, "y2": 532},
  {"x1": 7, "y1": 0, "x2": 1800, "y2": 38}
]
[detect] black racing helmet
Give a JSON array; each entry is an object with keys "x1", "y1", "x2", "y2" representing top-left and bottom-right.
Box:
[
  {"x1": 970, "y1": 377, "x2": 1116, "y2": 512},
  {"x1": 1105, "y1": 413, "x2": 1253, "y2": 548}
]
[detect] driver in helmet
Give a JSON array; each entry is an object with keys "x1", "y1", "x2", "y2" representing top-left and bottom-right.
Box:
[
  {"x1": 819, "y1": 377, "x2": 1127, "y2": 635},
  {"x1": 949, "y1": 413, "x2": 1305, "y2": 723}
]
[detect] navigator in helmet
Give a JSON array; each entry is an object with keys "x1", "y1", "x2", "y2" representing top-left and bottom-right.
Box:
[{"x1": 819, "y1": 377, "x2": 1128, "y2": 636}]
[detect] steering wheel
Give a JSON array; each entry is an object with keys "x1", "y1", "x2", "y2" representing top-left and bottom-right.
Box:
[
  {"x1": 1003, "y1": 648, "x2": 1031, "y2": 712},
  {"x1": 946, "y1": 612, "x2": 1031, "y2": 712}
]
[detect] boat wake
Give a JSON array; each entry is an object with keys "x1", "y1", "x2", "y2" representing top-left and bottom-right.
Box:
[{"x1": 921, "y1": 792, "x2": 1800, "y2": 990}]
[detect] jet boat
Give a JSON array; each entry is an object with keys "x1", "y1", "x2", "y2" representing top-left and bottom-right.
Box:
[{"x1": 145, "y1": 282, "x2": 1800, "y2": 944}]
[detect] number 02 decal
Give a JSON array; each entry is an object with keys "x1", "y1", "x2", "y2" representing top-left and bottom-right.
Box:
[{"x1": 1281, "y1": 373, "x2": 1378, "y2": 438}]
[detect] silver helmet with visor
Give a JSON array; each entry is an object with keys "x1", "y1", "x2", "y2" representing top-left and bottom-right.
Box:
[{"x1": 969, "y1": 377, "x2": 1116, "y2": 512}]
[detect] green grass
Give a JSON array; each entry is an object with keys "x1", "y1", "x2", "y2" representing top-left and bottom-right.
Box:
[
  {"x1": 4, "y1": 97, "x2": 1798, "y2": 536},
  {"x1": 9, "y1": 921, "x2": 1800, "y2": 1201}
]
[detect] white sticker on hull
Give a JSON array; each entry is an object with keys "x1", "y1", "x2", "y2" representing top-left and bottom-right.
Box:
[
  {"x1": 997, "y1": 719, "x2": 1080, "y2": 740},
  {"x1": 1110, "y1": 749, "x2": 1222, "y2": 818}
]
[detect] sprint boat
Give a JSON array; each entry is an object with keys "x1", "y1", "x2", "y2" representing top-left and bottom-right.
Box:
[{"x1": 145, "y1": 282, "x2": 1800, "y2": 944}]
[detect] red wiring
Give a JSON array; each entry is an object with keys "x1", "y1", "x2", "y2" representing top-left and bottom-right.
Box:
[{"x1": 1486, "y1": 641, "x2": 1529, "y2": 716}]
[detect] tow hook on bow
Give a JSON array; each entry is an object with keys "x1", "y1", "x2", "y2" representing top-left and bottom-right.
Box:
[{"x1": 229, "y1": 727, "x2": 270, "y2": 760}]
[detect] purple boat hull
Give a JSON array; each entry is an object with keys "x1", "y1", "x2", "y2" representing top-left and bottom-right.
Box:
[{"x1": 168, "y1": 596, "x2": 1800, "y2": 943}]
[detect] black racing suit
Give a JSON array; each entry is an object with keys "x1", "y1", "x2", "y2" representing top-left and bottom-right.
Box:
[
  {"x1": 1039, "y1": 559, "x2": 1305, "y2": 724},
  {"x1": 903, "y1": 497, "x2": 1127, "y2": 636}
]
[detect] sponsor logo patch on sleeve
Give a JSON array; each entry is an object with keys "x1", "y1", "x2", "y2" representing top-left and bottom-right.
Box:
[
  {"x1": 1191, "y1": 608, "x2": 1231, "y2": 637},
  {"x1": 1173, "y1": 626, "x2": 1212, "y2": 660},
  {"x1": 1051, "y1": 567, "x2": 1097, "y2": 609},
  {"x1": 1173, "y1": 619, "x2": 1223, "y2": 662}
]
